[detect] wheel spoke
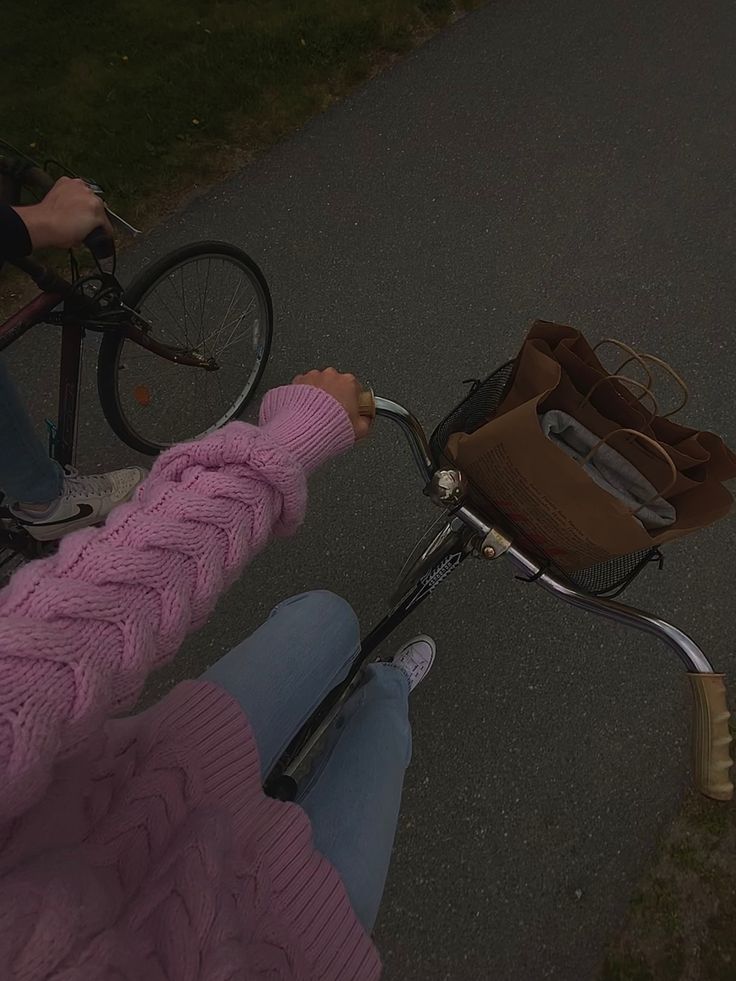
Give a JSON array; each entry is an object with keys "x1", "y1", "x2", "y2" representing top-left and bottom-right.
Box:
[
  {"x1": 212, "y1": 369, "x2": 228, "y2": 412},
  {"x1": 176, "y1": 267, "x2": 194, "y2": 349},
  {"x1": 150, "y1": 288, "x2": 187, "y2": 346},
  {"x1": 205, "y1": 305, "x2": 252, "y2": 350},
  {"x1": 200, "y1": 257, "x2": 213, "y2": 347},
  {"x1": 215, "y1": 328, "x2": 253, "y2": 356},
  {"x1": 209, "y1": 279, "x2": 245, "y2": 348}
]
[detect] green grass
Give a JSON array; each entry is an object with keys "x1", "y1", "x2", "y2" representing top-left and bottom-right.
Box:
[
  {"x1": 601, "y1": 793, "x2": 736, "y2": 981},
  {"x1": 1, "y1": 0, "x2": 477, "y2": 223},
  {"x1": 601, "y1": 953, "x2": 654, "y2": 981}
]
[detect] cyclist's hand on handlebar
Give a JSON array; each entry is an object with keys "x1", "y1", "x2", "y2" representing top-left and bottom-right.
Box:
[
  {"x1": 292, "y1": 368, "x2": 372, "y2": 440},
  {"x1": 13, "y1": 176, "x2": 113, "y2": 250}
]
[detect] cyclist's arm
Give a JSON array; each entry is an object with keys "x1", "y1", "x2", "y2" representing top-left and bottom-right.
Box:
[
  {"x1": 0, "y1": 382, "x2": 357, "y2": 821},
  {"x1": 0, "y1": 204, "x2": 32, "y2": 260}
]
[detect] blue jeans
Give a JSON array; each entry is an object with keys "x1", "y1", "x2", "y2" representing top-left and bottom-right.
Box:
[
  {"x1": 0, "y1": 359, "x2": 63, "y2": 504},
  {"x1": 202, "y1": 590, "x2": 412, "y2": 932}
]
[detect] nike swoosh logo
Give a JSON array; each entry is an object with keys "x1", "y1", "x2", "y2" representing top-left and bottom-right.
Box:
[{"x1": 17, "y1": 503, "x2": 95, "y2": 527}]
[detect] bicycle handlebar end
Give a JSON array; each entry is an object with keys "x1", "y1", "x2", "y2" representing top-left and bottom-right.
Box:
[
  {"x1": 358, "y1": 389, "x2": 376, "y2": 419},
  {"x1": 688, "y1": 672, "x2": 734, "y2": 800}
]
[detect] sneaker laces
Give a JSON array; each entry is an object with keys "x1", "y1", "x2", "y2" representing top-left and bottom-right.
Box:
[{"x1": 61, "y1": 468, "x2": 113, "y2": 500}]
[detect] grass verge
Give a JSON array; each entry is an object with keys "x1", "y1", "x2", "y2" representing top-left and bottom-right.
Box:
[
  {"x1": 2, "y1": 0, "x2": 480, "y2": 227},
  {"x1": 602, "y1": 790, "x2": 736, "y2": 981}
]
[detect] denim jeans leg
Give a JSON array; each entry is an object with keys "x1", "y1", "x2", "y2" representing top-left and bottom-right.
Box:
[
  {"x1": 297, "y1": 663, "x2": 411, "y2": 933},
  {"x1": 202, "y1": 595, "x2": 412, "y2": 932},
  {"x1": 201, "y1": 590, "x2": 361, "y2": 775},
  {"x1": 0, "y1": 359, "x2": 63, "y2": 504}
]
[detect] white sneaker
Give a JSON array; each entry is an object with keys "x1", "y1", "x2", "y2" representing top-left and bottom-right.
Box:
[
  {"x1": 391, "y1": 635, "x2": 436, "y2": 692},
  {"x1": 11, "y1": 467, "x2": 147, "y2": 541}
]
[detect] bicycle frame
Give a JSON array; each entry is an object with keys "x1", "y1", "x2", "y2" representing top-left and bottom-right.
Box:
[
  {"x1": 264, "y1": 397, "x2": 734, "y2": 803},
  {"x1": 0, "y1": 279, "x2": 79, "y2": 467},
  {"x1": 0, "y1": 255, "x2": 218, "y2": 469}
]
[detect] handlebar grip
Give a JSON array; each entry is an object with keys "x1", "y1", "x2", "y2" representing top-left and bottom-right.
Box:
[
  {"x1": 358, "y1": 389, "x2": 376, "y2": 419},
  {"x1": 84, "y1": 226, "x2": 115, "y2": 261},
  {"x1": 688, "y1": 673, "x2": 734, "y2": 800}
]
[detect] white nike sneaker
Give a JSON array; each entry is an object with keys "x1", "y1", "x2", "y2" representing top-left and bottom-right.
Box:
[
  {"x1": 11, "y1": 467, "x2": 147, "y2": 541},
  {"x1": 391, "y1": 635, "x2": 436, "y2": 692}
]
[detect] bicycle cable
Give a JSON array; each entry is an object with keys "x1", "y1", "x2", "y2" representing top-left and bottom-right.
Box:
[{"x1": 0, "y1": 137, "x2": 40, "y2": 168}]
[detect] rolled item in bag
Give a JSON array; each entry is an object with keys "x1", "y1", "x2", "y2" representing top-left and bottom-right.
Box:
[{"x1": 539, "y1": 410, "x2": 676, "y2": 530}]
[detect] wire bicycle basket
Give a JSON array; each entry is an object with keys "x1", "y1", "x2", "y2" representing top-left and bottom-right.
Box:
[{"x1": 428, "y1": 362, "x2": 663, "y2": 597}]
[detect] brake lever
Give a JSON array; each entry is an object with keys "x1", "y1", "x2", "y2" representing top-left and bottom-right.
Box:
[
  {"x1": 104, "y1": 204, "x2": 142, "y2": 237},
  {"x1": 83, "y1": 179, "x2": 142, "y2": 236}
]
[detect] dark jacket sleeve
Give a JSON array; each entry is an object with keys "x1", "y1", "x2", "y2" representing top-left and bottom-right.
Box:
[{"x1": 0, "y1": 204, "x2": 32, "y2": 261}]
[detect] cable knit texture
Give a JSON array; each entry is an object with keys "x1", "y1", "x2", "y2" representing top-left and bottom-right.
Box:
[{"x1": 0, "y1": 385, "x2": 381, "y2": 981}]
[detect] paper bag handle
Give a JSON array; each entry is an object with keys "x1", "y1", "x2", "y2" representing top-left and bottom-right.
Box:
[
  {"x1": 581, "y1": 428, "x2": 678, "y2": 515},
  {"x1": 579, "y1": 374, "x2": 660, "y2": 421},
  {"x1": 593, "y1": 338, "x2": 654, "y2": 389},
  {"x1": 616, "y1": 352, "x2": 690, "y2": 418},
  {"x1": 688, "y1": 673, "x2": 734, "y2": 800}
]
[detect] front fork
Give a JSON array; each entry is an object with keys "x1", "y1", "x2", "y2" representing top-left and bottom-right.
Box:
[
  {"x1": 55, "y1": 322, "x2": 84, "y2": 469},
  {"x1": 263, "y1": 531, "x2": 471, "y2": 798}
]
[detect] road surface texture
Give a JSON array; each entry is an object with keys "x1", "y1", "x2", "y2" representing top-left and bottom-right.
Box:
[{"x1": 5, "y1": 1, "x2": 735, "y2": 978}]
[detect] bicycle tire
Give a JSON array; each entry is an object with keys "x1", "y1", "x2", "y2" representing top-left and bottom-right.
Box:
[{"x1": 98, "y1": 241, "x2": 273, "y2": 455}]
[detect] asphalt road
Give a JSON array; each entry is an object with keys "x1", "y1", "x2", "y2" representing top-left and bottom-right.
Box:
[{"x1": 6, "y1": 1, "x2": 736, "y2": 977}]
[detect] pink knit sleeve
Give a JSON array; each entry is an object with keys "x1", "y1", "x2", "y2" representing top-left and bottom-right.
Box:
[{"x1": 0, "y1": 385, "x2": 354, "y2": 821}]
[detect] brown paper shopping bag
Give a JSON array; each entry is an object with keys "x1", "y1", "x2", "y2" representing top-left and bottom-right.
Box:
[{"x1": 446, "y1": 339, "x2": 735, "y2": 571}]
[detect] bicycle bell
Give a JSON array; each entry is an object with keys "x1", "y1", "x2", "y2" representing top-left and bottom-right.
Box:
[{"x1": 429, "y1": 469, "x2": 467, "y2": 507}]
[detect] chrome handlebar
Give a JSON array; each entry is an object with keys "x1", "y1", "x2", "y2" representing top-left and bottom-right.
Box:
[
  {"x1": 374, "y1": 396, "x2": 434, "y2": 480},
  {"x1": 374, "y1": 396, "x2": 715, "y2": 675}
]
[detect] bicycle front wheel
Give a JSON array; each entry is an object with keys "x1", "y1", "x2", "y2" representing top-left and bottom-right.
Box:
[{"x1": 98, "y1": 241, "x2": 273, "y2": 454}]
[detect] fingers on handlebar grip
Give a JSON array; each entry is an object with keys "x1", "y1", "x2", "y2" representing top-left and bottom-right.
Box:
[
  {"x1": 84, "y1": 226, "x2": 115, "y2": 261},
  {"x1": 358, "y1": 389, "x2": 376, "y2": 419},
  {"x1": 688, "y1": 673, "x2": 734, "y2": 800}
]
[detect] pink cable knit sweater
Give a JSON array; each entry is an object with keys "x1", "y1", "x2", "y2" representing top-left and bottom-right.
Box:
[{"x1": 0, "y1": 385, "x2": 381, "y2": 981}]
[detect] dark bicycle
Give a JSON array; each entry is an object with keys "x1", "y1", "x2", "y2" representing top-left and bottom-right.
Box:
[{"x1": 0, "y1": 144, "x2": 272, "y2": 560}]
